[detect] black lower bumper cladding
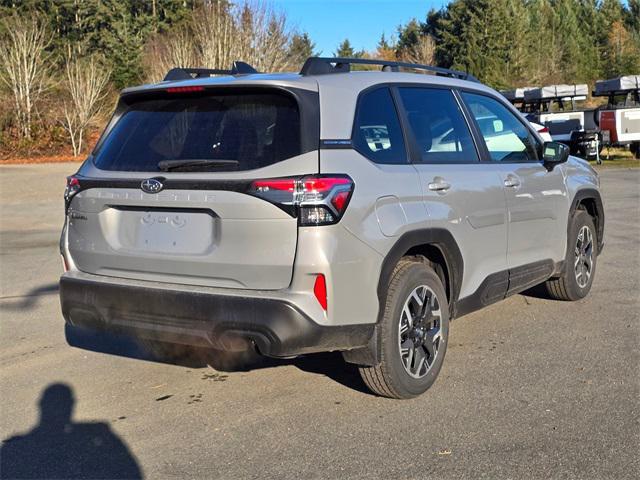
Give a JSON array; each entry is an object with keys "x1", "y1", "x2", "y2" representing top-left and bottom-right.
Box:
[{"x1": 59, "y1": 275, "x2": 373, "y2": 357}]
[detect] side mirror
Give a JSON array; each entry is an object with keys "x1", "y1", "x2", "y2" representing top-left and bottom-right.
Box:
[{"x1": 542, "y1": 141, "x2": 569, "y2": 168}]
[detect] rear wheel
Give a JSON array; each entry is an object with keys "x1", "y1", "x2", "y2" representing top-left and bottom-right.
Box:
[
  {"x1": 359, "y1": 259, "x2": 449, "y2": 399},
  {"x1": 545, "y1": 210, "x2": 597, "y2": 301}
]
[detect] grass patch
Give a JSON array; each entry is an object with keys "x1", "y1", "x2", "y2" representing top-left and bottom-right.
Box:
[{"x1": 588, "y1": 148, "x2": 640, "y2": 169}]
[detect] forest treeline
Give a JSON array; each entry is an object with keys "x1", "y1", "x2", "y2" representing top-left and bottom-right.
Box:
[{"x1": 0, "y1": 0, "x2": 638, "y2": 159}]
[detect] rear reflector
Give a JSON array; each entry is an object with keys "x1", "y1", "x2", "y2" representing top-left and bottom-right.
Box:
[
  {"x1": 313, "y1": 274, "x2": 328, "y2": 311},
  {"x1": 249, "y1": 175, "x2": 354, "y2": 226},
  {"x1": 166, "y1": 86, "x2": 205, "y2": 93},
  {"x1": 61, "y1": 254, "x2": 69, "y2": 273}
]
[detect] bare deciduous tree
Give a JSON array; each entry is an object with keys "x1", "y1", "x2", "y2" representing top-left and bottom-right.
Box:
[
  {"x1": 145, "y1": 26, "x2": 199, "y2": 83},
  {"x1": 62, "y1": 52, "x2": 111, "y2": 157},
  {"x1": 401, "y1": 35, "x2": 436, "y2": 66},
  {"x1": 193, "y1": 0, "x2": 237, "y2": 70},
  {"x1": 192, "y1": 0, "x2": 293, "y2": 73},
  {"x1": 0, "y1": 15, "x2": 51, "y2": 140}
]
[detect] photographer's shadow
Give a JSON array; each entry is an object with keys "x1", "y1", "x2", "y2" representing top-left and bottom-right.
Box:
[{"x1": 1, "y1": 383, "x2": 142, "y2": 479}]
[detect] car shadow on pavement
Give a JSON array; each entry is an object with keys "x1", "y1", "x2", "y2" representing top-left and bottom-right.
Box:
[
  {"x1": 66, "y1": 325, "x2": 371, "y2": 394},
  {"x1": 520, "y1": 283, "x2": 553, "y2": 300},
  {"x1": 288, "y1": 353, "x2": 372, "y2": 394},
  {"x1": 213, "y1": 351, "x2": 372, "y2": 395},
  {"x1": 0, "y1": 282, "x2": 59, "y2": 311},
  {"x1": 0, "y1": 383, "x2": 142, "y2": 479}
]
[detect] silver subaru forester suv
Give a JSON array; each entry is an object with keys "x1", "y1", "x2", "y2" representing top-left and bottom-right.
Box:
[{"x1": 60, "y1": 57, "x2": 604, "y2": 399}]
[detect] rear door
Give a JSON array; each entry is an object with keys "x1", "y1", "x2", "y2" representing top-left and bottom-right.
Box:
[
  {"x1": 66, "y1": 87, "x2": 319, "y2": 290},
  {"x1": 395, "y1": 86, "x2": 509, "y2": 301}
]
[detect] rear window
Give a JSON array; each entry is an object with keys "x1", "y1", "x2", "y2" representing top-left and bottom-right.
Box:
[{"x1": 93, "y1": 91, "x2": 301, "y2": 172}]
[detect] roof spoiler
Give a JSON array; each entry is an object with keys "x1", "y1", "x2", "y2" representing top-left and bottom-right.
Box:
[
  {"x1": 299, "y1": 57, "x2": 478, "y2": 82},
  {"x1": 163, "y1": 61, "x2": 258, "y2": 81}
]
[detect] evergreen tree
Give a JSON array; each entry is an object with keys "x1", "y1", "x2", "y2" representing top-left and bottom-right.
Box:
[
  {"x1": 396, "y1": 19, "x2": 422, "y2": 53},
  {"x1": 288, "y1": 32, "x2": 317, "y2": 66},
  {"x1": 376, "y1": 33, "x2": 396, "y2": 60},
  {"x1": 334, "y1": 38, "x2": 363, "y2": 58}
]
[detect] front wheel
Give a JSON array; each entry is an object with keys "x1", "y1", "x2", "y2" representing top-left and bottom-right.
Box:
[
  {"x1": 359, "y1": 259, "x2": 449, "y2": 399},
  {"x1": 545, "y1": 210, "x2": 597, "y2": 301}
]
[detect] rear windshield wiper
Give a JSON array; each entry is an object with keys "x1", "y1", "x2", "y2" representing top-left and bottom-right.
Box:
[{"x1": 158, "y1": 159, "x2": 239, "y2": 172}]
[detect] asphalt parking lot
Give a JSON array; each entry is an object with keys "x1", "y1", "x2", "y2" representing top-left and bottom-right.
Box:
[{"x1": 1, "y1": 163, "x2": 638, "y2": 479}]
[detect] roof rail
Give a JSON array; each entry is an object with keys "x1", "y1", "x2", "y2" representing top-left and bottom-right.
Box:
[
  {"x1": 163, "y1": 61, "x2": 258, "y2": 81},
  {"x1": 299, "y1": 57, "x2": 478, "y2": 82}
]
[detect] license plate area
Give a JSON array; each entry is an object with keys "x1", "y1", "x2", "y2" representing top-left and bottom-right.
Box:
[{"x1": 103, "y1": 206, "x2": 217, "y2": 255}]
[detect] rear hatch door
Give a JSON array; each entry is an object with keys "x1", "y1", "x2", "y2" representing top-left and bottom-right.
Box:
[{"x1": 67, "y1": 85, "x2": 319, "y2": 290}]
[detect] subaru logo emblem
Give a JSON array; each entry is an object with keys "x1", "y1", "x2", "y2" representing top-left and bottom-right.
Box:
[{"x1": 141, "y1": 178, "x2": 163, "y2": 194}]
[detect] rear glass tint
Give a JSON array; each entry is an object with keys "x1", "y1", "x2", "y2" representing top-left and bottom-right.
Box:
[{"x1": 93, "y1": 92, "x2": 301, "y2": 172}]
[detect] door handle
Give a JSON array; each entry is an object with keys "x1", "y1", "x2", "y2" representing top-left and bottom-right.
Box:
[
  {"x1": 428, "y1": 180, "x2": 451, "y2": 192},
  {"x1": 504, "y1": 175, "x2": 521, "y2": 188}
]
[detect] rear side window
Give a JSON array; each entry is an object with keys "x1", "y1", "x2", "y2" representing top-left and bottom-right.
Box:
[
  {"x1": 461, "y1": 92, "x2": 539, "y2": 162},
  {"x1": 94, "y1": 92, "x2": 301, "y2": 172},
  {"x1": 398, "y1": 87, "x2": 478, "y2": 164},
  {"x1": 353, "y1": 88, "x2": 407, "y2": 164}
]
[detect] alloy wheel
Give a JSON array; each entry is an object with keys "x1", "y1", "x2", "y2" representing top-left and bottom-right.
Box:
[
  {"x1": 398, "y1": 285, "x2": 443, "y2": 379},
  {"x1": 574, "y1": 225, "x2": 594, "y2": 289}
]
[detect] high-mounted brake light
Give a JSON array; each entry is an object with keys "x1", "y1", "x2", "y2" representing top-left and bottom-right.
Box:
[
  {"x1": 166, "y1": 86, "x2": 205, "y2": 93},
  {"x1": 249, "y1": 175, "x2": 354, "y2": 226}
]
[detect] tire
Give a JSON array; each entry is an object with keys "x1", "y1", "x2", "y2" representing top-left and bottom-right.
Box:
[
  {"x1": 545, "y1": 210, "x2": 597, "y2": 301},
  {"x1": 359, "y1": 258, "x2": 449, "y2": 399}
]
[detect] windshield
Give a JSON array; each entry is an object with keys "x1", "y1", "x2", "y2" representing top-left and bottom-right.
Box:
[{"x1": 93, "y1": 91, "x2": 301, "y2": 172}]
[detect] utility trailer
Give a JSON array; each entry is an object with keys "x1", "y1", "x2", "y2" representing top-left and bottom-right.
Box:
[
  {"x1": 500, "y1": 87, "x2": 536, "y2": 110},
  {"x1": 593, "y1": 75, "x2": 640, "y2": 159},
  {"x1": 521, "y1": 84, "x2": 601, "y2": 160}
]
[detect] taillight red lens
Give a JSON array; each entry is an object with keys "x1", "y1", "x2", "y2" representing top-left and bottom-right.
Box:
[
  {"x1": 252, "y1": 179, "x2": 296, "y2": 192},
  {"x1": 166, "y1": 86, "x2": 205, "y2": 93},
  {"x1": 538, "y1": 127, "x2": 549, "y2": 133},
  {"x1": 65, "y1": 175, "x2": 81, "y2": 207},
  {"x1": 302, "y1": 177, "x2": 351, "y2": 192},
  {"x1": 331, "y1": 190, "x2": 350, "y2": 212},
  {"x1": 313, "y1": 274, "x2": 328, "y2": 311},
  {"x1": 249, "y1": 175, "x2": 354, "y2": 226}
]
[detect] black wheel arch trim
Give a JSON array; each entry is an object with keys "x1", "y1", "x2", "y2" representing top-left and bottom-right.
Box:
[
  {"x1": 570, "y1": 188, "x2": 604, "y2": 255},
  {"x1": 344, "y1": 229, "x2": 463, "y2": 367},
  {"x1": 377, "y1": 229, "x2": 463, "y2": 318}
]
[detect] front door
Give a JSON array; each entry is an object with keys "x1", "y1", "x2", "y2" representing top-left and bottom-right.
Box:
[{"x1": 460, "y1": 92, "x2": 568, "y2": 278}]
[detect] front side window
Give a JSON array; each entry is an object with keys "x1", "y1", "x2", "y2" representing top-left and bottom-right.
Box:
[
  {"x1": 462, "y1": 92, "x2": 539, "y2": 163},
  {"x1": 398, "y1": 87, "x2": 478, "y2": 163},
  {"x1": 93, "y1": 91, "x2": 301, "y2": 172},
  {"x1": 353, "y1": 87, "x2": 407, "y2": 164}
]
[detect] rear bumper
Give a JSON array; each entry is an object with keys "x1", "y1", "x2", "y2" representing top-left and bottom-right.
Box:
[{"x1": 59, "y1": 273, "x2": 373, "y2": 357}]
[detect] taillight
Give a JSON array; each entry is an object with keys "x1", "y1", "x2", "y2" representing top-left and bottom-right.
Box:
[
  {"x1": 64, "y1": 175, "x2": 81, "y2": 209},
  {"x1": 249, "y1": 175, "x2": 354, "y2": 226},
  {"x1": 538, "y1": 126, "x2": 549, "y2": 133}
]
